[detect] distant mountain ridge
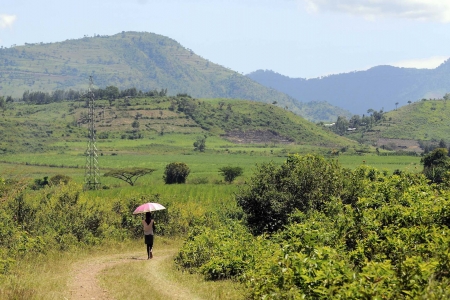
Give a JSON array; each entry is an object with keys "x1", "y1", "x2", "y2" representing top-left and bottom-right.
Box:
[
  {"x1": 0, "y1": 31, "x2": 349, "y2": 122},
  {"x1": 247, "y1": 62, "x2": 450, "y2": 115}
]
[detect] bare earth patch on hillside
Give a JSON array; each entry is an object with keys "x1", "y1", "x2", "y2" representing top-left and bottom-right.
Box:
[
  {"x1": 222, "y1": 130, "x2": 294, "y2": 144},
  {"x1": 377, "y1": 138, "x2": 422, "y2": 153}
]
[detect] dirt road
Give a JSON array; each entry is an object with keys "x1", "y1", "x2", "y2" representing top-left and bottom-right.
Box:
[{"x1": 67, "y1": 248, "x2": 200, "y2": 300}]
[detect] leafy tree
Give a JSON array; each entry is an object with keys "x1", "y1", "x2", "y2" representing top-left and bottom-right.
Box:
[
  {"x1": 236, "y1": 154, "x2": 344, "y2": 234},
  {"x1": 219, "y1": 166, "x2": 243, "y2": 183},
  {"x1": 194, "y1": 135, "x2": 206, "y2": 152},
  {"x1": 104, "y1": 167, "x2": 156, "y2": 186},
  {"x1": 421, "y1": 148, "x2": 450, "y2": 184},
  {"x1": 439, "y1": 139, "x2": 447, "y2": 149},
  {"x1": 163, "y1": 162, "x2": 190, "y2": 184},
  {"x1": 349, "y1": 115, "x2": 361, "y2": 127},
  {"x1": 105, "y1": 85, "x2": 119, "y2": 100},
  {"x1": 334, "y1": 116, "x2": 349, "y2": 135}
]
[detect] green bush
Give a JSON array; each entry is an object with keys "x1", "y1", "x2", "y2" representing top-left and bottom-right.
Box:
[
  {"x1": 48, "y1": 174, "x2": 72, "y2": 186},
  {"x1": 421, "y1": 148, "x2": 450, "y2": 184},
  {"x1": 163, "y1": 162, "x2": 190, "y2": 184},
  {"x1": 218, "y1": 166, "x2": 243, "y2": 183},
  {"x1": 236, "y1": 154, "x2": 344, "y2": 234}
]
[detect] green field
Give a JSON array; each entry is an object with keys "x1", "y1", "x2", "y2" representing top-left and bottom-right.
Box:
[{"x1": 0, "y1": 151, "x2": 421, "y2": 186}]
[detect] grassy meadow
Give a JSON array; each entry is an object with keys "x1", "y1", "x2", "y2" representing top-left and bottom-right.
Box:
[{"x1": 0, "y1": 150, "x2": 421, "y2": 186}]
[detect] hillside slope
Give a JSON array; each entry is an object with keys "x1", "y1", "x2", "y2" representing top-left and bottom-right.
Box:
[
  {"x1": 0, "y1": 31, "x2": 347, "y2": 122},
  {"x1": 247, "y1": 63, "x2": 450, "y2": 115},
  {"x1": 331, "y1": 98, "x2": 450, "y2": 152},
  {"x1": 374, "y1": 99, "x2": 450, "y2": 141},
  {"x1": 0, "y1": 95, "x2": 355, "y2": 154}
]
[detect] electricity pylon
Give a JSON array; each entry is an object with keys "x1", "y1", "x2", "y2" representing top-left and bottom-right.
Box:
[{"x1": 84, "y1": 76, "x2": 101, "y2": 190}]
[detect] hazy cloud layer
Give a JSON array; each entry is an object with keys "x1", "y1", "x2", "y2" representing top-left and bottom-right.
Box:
[
  {"x1": 302, "y1": 0, "x2": 450, "y2": 22},
  {"x1": 0, "y1": 14, "x2": 17, "y2": 29},
  {"x1": 391, "y1": 56, "x2": 449, "y2": 69}
]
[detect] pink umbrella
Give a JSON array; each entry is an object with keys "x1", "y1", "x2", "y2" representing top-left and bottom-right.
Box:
[{"x1": 133, "y1": 202, "x2": 166, "y2": 214}]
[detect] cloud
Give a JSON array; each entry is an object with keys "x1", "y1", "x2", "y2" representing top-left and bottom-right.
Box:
[
  {"x1": 391, "y1": 56, "x2": 449, "y2": 69},
  {"x1": 302, "y1": 0, "x2": 450, "y2": 22},
  {"x1": 0, "y1": 14, "x2": 17, "y2": 29}
]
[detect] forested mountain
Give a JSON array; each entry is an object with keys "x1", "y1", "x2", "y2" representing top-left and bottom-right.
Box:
[
  {"x1": 247, "y1": 62, "x2": 450, "y2": 115},
  {"x1": 0, "y1": 31, "x2": 349, "y2": 122}
]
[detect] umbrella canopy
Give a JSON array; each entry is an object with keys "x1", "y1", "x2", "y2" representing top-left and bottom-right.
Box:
[{"x1": 133, "y1": 202, "x2": 166, "y2": 214}]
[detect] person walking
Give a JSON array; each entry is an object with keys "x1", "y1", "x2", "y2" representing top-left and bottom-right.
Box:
[{"x1": 143, "y1": 212, "x2": 154, "y2": 259}]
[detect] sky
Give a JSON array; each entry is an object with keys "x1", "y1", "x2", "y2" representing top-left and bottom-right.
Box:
[{"x1": 1, "y1": 0, "x2": 449, "y2": 79}]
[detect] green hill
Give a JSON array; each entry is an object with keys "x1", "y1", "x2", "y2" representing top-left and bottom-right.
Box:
[
  {"x1": 0, "y1": 31, "x2": 348, "y2": 123},
  {"x1": 374, "y1": 99, "x2": 450, "y2": 141},
  {"x1": 331, "y1": 98, "x2": 450, "y2": 152},
  {"x1": 0, "y1": 95, "x2": 355, "y2": 155}
]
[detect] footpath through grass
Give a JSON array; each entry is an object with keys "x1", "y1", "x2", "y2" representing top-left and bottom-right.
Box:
[{"x1": 0, "y1": 238, "x2": 244, "y2": 300}]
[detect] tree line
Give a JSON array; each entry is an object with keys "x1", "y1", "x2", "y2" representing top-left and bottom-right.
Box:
[{"x1": 1, "y1": 86, "x2": 169, "y2": 105}]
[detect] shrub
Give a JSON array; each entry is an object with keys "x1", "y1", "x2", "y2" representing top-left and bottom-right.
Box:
[
  {"x1": 48, "y1": 174, "x2": 72, "y2": 186},
  {"x1": 236, "y1": 154, "x2": 344, "y2": 234},
  {"x1": 163, "y1": 162, "x2": 190, "y2": 184},
  {"x1": 218, "y1": 166, "x2": 243, "y2": 183},
  {"x1": 421, "y1": 148, "x2": 450, "y2": 184},
  {"x1": 30, "y1": 176, "x2": 49, "y2": 190}
]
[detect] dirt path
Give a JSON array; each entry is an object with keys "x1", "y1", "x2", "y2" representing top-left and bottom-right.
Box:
[
  {"x1": 67, "y1": 248, "x2": 200, "y2": 300},
  {"x1": 68, "y1": 252, "x2": 139, "y2": 300}
]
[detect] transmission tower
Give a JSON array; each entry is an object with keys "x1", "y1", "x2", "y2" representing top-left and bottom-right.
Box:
[{"x1": 84, "y1": 76, "x2": 101, "y2": 190}]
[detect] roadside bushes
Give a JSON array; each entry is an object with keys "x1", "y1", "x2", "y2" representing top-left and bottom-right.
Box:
[
  {"x1": 176, "y1": 154, "x2": 450, "y2": 298},
  {"x1": 175, "y1": 219, "x2": 261, "y2": 280}
]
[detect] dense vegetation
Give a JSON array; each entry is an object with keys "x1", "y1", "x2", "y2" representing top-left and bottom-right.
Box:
[{"x1": 176, "y1": 154, "x2": 450, "y2": 298}]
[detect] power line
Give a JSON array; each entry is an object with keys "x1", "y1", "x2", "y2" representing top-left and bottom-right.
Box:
[{"x1": 84, "y1": 76, "x2": 101, "y2": 190}]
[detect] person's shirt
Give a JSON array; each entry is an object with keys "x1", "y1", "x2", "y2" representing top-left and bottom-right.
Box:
[{"x1": 143, "y1": 219, "x2": 154, "y2": 235}]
